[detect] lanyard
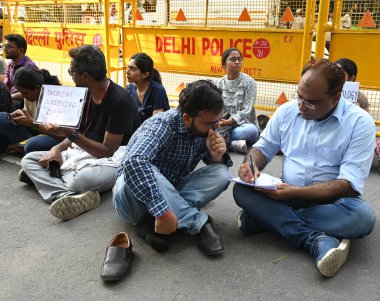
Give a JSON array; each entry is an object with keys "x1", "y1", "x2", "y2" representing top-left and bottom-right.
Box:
[{"x1": 83, "y1": 80, "x2": 110, "y2": 135}]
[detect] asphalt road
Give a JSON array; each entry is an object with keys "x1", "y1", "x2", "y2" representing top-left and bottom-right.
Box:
[{"x1": 1, "y1": 152, "x2": 379, "y2": 301}]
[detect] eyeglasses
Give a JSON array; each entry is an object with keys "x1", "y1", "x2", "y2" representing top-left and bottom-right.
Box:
[
  {"x1": 4, "y1": 45, "x2": 18, "y2": 50},
  {"x1": 200, "y1": 117, "x2": 223, "y2": 129},
  {"x1": 68, "y1": 68, "x2": 79, "y2": 76},
  {"x1": 293, "y1": 91, "x2": 318, "y2": 110},
  {"x1": 294, "y1": 90, "x2": 333, "y2": 110},
  {"x1": 227, "y1": 57, "x2": 244, "y2": 63}
]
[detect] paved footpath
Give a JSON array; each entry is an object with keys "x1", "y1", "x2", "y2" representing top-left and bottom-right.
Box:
[{"x1": 1, "y1": 153, "x2": 379, "y2": 301}]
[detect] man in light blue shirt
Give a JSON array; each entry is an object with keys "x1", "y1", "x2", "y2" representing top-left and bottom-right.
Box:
[{"x1": 234, "y1": 59, "x2": 376, "y2": 277}]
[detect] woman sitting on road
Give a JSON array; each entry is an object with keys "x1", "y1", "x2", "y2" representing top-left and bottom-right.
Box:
[
  {"x1": 126, "y1": 52, "x2": 170, "y2": 123},
  {"x1": 0, "y1": 67, "x2": 62, "y2": 154},
  {"x1": 217, "y1": 48, "x2": 260, "y2": 154}
]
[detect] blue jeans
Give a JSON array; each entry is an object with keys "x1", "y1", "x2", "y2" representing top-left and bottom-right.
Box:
[
  {"x1": 0, "y1": 112, "x2": 61, "y2": 153},
  {"x1": 233, "y1": 184, "x2": 376, "y2": 250},
  {"x1": 231, "y1": 123, "x2": 259, "y2": 146},
  {"x1": 113, "y1": 163, "x2": 231, "y2": 235},
  {"x1": 24, "y1": 135, "x2": 61, "y2": 154},
  {"x1": 0, "y1": 112, "x2": 32, "y2": 146}
]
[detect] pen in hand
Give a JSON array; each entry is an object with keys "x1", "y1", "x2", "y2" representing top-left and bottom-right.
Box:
[{"x1": 249, "y1": 154, "x2": 256, "y2": 184}]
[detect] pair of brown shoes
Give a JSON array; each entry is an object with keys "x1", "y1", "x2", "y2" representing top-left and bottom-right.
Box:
[{"x1": 101, "y1": 232, "x2": 133, "y2": 282}]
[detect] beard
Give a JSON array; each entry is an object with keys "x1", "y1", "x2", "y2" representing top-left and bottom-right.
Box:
[{"x1": 187, "y1": 119, "x2": 208, "y2": 138}]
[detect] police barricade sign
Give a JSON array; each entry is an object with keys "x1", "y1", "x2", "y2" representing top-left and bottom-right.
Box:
[
  {"x1": 123, "y1": 28, "x2": 304, "y2": 82},
  {"x1": 11, "y1": 26, "x2": 120, "y2": 67}
]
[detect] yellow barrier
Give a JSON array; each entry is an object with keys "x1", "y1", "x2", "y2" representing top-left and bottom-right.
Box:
[{"x1": 2, "y1": 0, "x2": 380, "y2": 131}]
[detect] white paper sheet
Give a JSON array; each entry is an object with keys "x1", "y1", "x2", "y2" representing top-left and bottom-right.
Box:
[{"x1": 230, "y1": 173, "x2": 282, "y2": 190}]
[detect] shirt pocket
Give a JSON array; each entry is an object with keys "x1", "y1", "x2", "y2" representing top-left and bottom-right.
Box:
[{"x1": 316, "y1": 146, "x2": 343, "y2": 168}]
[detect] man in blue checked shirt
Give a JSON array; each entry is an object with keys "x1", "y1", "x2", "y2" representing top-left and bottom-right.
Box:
[
  {"x1": 235, "y1": 59, "x2": 376, "y2": 277},
  {"x1": 113, "y1": 80, "x2": 232, "y2": 255}
]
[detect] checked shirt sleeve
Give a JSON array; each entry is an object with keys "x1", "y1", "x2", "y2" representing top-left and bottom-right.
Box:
[{"x1": 122, "y1": 119, "x2": 172, "y2": 218}]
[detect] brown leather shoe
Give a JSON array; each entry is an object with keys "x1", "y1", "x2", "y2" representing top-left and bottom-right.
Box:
[{"x1": 101, "y1": 232, "x2": 133, "y2": 282}]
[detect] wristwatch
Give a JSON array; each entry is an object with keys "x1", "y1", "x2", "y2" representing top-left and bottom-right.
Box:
[{"x1": 68, "y1": 130, "x2": 80, "y2": 143}]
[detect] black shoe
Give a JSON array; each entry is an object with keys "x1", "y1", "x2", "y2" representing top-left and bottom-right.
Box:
[
  {"x1": 196, "y1": 218, "x2": 224, "y2": 256},
  {"x1": 101, "y1": 232, "x2": 133, "y2": 282},
  {"x1": 135, "y1": 215, "x2": 170, "y2": 253},
  {"x1": 18, "y1": 169, "x2": 33, "y2": 185}
]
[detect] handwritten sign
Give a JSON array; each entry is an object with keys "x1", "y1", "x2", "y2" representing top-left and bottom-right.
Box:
[
  {"x1": 34, "y1": 85, "x2": 88, "y2": 128},
  {"x1": 342, "y1": 81, "x2": 360, "y2": 103}
]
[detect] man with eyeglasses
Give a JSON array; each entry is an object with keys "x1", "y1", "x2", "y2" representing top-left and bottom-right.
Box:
[
  {"x1": 20, "y1": 45, "x2": 140, "y2": 221},
  {"x1": 113, "y1": 80, "x2": 232, "y2": 255},
  {"x1": 234, "y1": 59, "x2": 376, "y2": 277},
  {"x1": 4, "y1": 34, "x2": 38, "y2": 109}
]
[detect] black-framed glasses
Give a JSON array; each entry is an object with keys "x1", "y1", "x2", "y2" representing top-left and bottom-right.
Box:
[
  {"x1": 68, "y1": 68, "x2": 79, "y2": 76},
  {"x1": 227, "y1": 57, "x2": 244, "y2": 63},
  {"x1": 4, "y1": 45, "x2": 18, "y2": 50}
]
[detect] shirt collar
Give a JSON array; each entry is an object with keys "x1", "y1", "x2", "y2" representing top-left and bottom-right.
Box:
[
  {"x1": 11, "y1": 55, "x2": 28, "y2": 67},
  {"x1": 176, "y1": 109, "x2": 189, "y2": 134},
  {"x1": 329, "y1": 98, "x2": 345, "y2": 124}
]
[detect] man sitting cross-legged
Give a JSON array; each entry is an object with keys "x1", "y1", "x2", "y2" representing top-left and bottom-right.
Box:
[
  {"x1": 20, "y1": 45, "x2": 140, "y2": 220},
  {"x1": 234, "y1": 59, "x2": 376, "y2": 277},
  {"x1": 113, "y1": 80, "x2": 232, "y2": 255}
]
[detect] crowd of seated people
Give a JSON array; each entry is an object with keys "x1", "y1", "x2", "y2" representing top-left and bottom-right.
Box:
[{"x1": 0, "y1": 35, "x2": 377, "y2": 283}]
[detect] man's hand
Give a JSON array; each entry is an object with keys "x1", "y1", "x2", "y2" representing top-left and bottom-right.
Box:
[
  {"x1": 206, "y1": 129, "x2": 227, "y2": 162},
  {"x1": 255, "y1": 183, "x2": 295, "y2": 201},
  {"x1": 238, "y1": 161, "x2": 260, "y2": 183},
  {"x1": 38, "y1": 147, "x2": 63, "y2": 169},
  {"x1": 43, "y1": 123, "x2": 74, "y2": 138},
  {"x1": 219, "y1": 118, "x2": 235, "y2": 127},
  {"x1": 155, "y1": 211, "x2": 178, "y2": 234}
]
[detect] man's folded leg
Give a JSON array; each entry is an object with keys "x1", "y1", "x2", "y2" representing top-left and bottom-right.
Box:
[
  {"x1": 113, "y1": 175, "x2": 170, "y2": 253},
  {"x1": 233, "y1": 183, "x2": 354, "y2": 277}
]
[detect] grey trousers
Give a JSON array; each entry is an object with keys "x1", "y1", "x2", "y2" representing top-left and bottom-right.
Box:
[{"x1": 21, "y1": 151, "x2": 117, "y2": 204}]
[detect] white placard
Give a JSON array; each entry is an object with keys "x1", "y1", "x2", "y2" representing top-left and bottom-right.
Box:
[
  {"x1": 342, "y1": 81, "x2": 360, "y2": 103},
  {"x1": 34, "y1": 85, "x2": 88, "y2": 128}
]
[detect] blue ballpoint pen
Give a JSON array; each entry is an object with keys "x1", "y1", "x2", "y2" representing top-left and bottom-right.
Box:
[{"x1": 249, "y1": 154, "x2": 256, "y2": 184}]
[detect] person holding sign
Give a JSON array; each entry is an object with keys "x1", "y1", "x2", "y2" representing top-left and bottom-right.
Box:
[
  {"x1": 20, "y1": 45, "x2": 140, "y2": 221},
  {"x1": 233, "y1": 59, "x2": 376, "y2": 277},
  {"x1": 0, "y1": 67, "x2": 62, "y2": 154},
  {"x1": 126, "y1": 52, "x2": 170, "y2": 123},
  {"x1": 217, "y1": 48, "x2": 260, "y2": 154},
  {"x1": 335, "y1": 58, "x2": 370, "y2": 112}
]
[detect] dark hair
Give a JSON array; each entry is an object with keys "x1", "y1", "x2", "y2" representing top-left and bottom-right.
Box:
[
  {"x1": 68, "y1": 45, "x2": 107, "y2": 81},
  {"x1": 301, "y1": 59, "x2": 345, "y2": 96},
  {"x1": 221, "y1": 48, "x2": 243, "y2": 65},
  {"x1": 13, "y1": 67, "x2": 60, "y2": 89},
  {"x1": 178, "y1": 80, "x2": 224, "y2": 117},
  {"x1": 130, "y1": 52, "x2": 162, "y2": 84},
  {"x1": 5, "y1": 34, "x2": 27, "y2": 53},
  {"x1": 334, "y1": 58, "x2": 358, "y2": 81}
]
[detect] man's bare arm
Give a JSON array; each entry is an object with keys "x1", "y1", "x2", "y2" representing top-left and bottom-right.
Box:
[{"x1": 260, "y1": 179, "x2": 358, "y2": 205}]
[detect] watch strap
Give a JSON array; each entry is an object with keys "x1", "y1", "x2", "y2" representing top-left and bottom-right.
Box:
[{"x1": 68, "y1": 130, "x2": 79, "y2": 143}]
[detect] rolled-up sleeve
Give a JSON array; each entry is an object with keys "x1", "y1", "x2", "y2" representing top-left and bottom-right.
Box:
[{"x1": 337, "y1": 114, "x2": 375, "y2": 195}]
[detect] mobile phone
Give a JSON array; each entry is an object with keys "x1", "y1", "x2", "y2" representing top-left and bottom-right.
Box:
[{"x1": 48, "y1": 160, "x2": 62, "y2": 178}]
